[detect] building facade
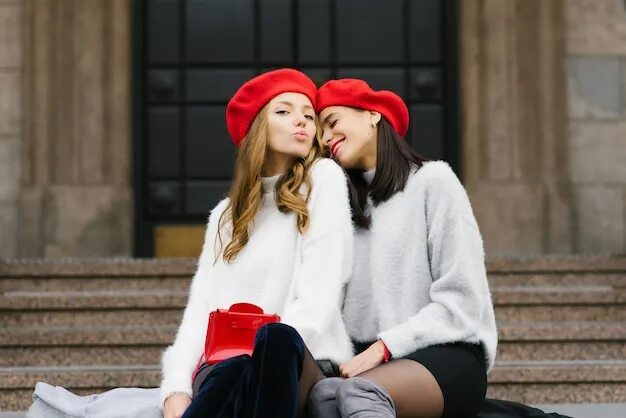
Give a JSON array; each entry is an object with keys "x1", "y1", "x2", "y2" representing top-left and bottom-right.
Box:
[{"x1": 0, "y1": 0, "x2": 625, "y2": 258}]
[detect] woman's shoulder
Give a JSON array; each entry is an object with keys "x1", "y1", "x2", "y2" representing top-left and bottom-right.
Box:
[
  {"x1": 309, "y1": 157, "x2": 345, "y2": 180},
  {"x1": 411, "y1": 160, "x2": 478, "y2": 222},
  {"x1": 308, "y1": 158, "x2": 350, "y2": 203},
  {"x1": 206, "y1": 197, "x2": 230, "y2": 226},
  {"x1": 414, "y1": 160, "x2": 458, "y2": 181},
  {"x1": 308, "y1": 158, "x2": 349, "y2": 193},
  {"x1": 408, "y1": 160, "x2": 464, "y2": 196}
]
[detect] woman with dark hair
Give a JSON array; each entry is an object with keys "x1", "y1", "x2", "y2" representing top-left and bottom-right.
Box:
[
  {"x1": 160, "y1": 69, "x2": 354, "y2": 418},
  {"x1": 309, "y1": 79, "x2": 498, "y2": 418}
]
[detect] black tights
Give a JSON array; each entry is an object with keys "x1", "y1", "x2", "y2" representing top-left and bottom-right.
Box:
[{"x1": 357, "y1": 359, "x2": 444, "y2": 418}]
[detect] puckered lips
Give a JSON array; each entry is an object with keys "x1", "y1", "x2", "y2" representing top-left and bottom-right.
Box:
[
  {"x1": 328, "y1": 137, "x2": 345, "y2": 157},
  {"x1": 293, "y1": 129, "x2": 310, "y2": 141}
]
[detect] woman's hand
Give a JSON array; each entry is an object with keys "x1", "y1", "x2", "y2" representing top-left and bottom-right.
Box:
[
  {"x1": 339, "y1": 340, "x2": 386, "y2": 377},
  {"x1": 163, "y1": 393, "x2": 192, "y2": 418}
]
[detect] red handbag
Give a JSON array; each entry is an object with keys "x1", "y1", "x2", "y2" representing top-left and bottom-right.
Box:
[{"x1": 203, "y1": 303, "x2": 281, "y2": 365}]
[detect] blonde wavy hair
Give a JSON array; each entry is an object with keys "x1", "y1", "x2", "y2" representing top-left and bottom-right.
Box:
[{"x1": 216, "y1": 105, "x2": 323, "y2": 263}]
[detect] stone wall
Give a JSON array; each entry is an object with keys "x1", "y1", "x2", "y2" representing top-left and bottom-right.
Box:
[
  {"x1": 0, "y1": 0, "x2": 22, "y2": 257},
  {"x1": 460, "y1": 0, "x2": 572, "y2": 256},
  {"x1": 17, "y1": 0, "x2": 133, "y2": 257},
  {"x1": 1, "y1": 0, "x2": 624, "y2": 258},
  {"x1": 460, "y1": 0, "x2": 626, "y2": 256},
  {"x1": 566, "y1": 0, "x2": 626, "y2": 253}
]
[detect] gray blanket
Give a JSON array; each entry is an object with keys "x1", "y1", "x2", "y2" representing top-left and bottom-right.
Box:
[{"x1": 26, "y1": 382, "x2": 162, "y2": 418}]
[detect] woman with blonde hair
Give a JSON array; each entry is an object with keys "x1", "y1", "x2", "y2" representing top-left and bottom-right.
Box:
[{"x1": 160, "y1": 69, "x2": 353, "y2": 418}]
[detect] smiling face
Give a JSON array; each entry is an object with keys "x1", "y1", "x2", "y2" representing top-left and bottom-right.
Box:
[
  {"x1": 319, "y1": 106, "x2": 381, "y2": 170},
  {"x1": 264, "y1": 92, "x2": 317, "y2": 168}
]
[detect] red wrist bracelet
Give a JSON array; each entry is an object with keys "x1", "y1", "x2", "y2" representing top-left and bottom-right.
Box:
[{"x1": 380, "y1": 340, "x2": 391, "y2": 363}]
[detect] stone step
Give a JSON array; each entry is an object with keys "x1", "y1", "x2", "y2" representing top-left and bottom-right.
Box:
[
  {"x1": 486, "y1": 360, "x2": 626, "y2": 404},
  {"x1": 1, "y1": 256, "x2": 624, "y2": 285},
  {"x1": 2, "y1": 254, "x2": 624, "y2": 277},
  {"x1": 2, "y1": 286, "x2": 623, "y2": 313},
  {"x1": 0, "y1": 322, "x2": 623, "y2": 368},
  {"x1": 1, "y1": 304, "x2": 624, "y2": 332},
  {"x1": 0, "y1": 309, "x2": 183, "y2": 328},
  {"x1": 490, "y1": 285, "x2": 626, "y2": 305},
  {"x1": 2, "y1": 273, "x2": 624, "y2": 296},
  {"x1": 0, "y1": 365, "x2": 159, "y2": 411},
  {"x1": 0, "y1": 346, "x2": 166, "y2": 368},
  {"x1": 497, "y1": 341, "x2": 626, "y2": 362},
  {"x1": 494, "y1": 304, "x2": 625, "y2": 322},
  {"x1": 2, "y1": 339, "x2": 624, "y2": 368},
  {"x1": 488, "y1": 272, "x2": 626, "y2": 287},
  {"x1": 0, "y1": 325, "x2": 177, "y2": 347},
  {"x1": 0, "y1": 276, "x2": 190, "y2": 293},
  {"x1": 489, "y1": 360, "x2": 626, "y2": 384},
  {"x1": 1, "y1": 360, "x2": 625, "y2": 410},
  {"x1": 1, "y1": 322, "x2": 623, "y2": 348},
  {"x1": 0, "y1": 258, "x2": 196, "y2": 278},
  {"x1": 2, "y1": 266, "x2": 625, "y2": 286},
  {"x1": 485, "y1": 255, "x2": 626, "y2": 274},
  {"x1": 1, "y1": 304, "x2": 623, "y2": 330},
  {"x1": 0, "y1": 290, "x2": 189, "y2": 310},
  {"x1": 497, "y1": 321, "x2": 626, "y2": 340}
]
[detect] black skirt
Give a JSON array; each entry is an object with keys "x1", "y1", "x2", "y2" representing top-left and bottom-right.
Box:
[{"x1": 354, "y1": 341, "x2": 487, "y2": 418}]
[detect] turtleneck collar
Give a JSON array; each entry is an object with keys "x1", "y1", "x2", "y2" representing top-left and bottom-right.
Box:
[
  {"x1": 362, "y1": 169, "x2": 375, "y2": 185},
  {"x1": 261, "y1": 173, "x2": 282, "y2": 193}
]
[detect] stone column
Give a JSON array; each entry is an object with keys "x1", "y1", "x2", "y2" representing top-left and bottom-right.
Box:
[
  {"x1": 565, "y1": 0, "x2": 626, "y2": 254},
  {"x1": 459, "y1": 0, "x2": 572, "y2": 255},
  {"x1": 19, "y1": 0, "x2": 133, "y2": 257},
  {"x1": 0, "y1": 0, "x2": 23, "y2": 258}
]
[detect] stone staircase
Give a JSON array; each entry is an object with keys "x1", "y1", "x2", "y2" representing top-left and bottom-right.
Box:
[{"x1": 0, "y1": 256, "x2": 625, "y2": 411}]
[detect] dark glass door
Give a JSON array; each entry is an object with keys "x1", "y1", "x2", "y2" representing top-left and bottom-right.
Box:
[{"x1": 133, "y1": 0, "x2": 459, "y2": 256}]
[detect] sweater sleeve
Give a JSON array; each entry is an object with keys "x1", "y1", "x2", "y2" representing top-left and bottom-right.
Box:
[
  {"x1": 280, "y1": 159, "x2": 354, "y2": 350},
  {"x1": 378, "y1": 164, "x2": 492, "y2": 359},
  {"x1": 159, "y1": 200, "x2": 227, "y2": 406}
]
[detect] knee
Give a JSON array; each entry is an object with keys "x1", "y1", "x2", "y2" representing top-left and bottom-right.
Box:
[
  {"x1": 254, "y1": 323, "x2": 303, "y2": 349},
  {"x1": 336, "y1": 377, "x2": 395, "y2": 417},
  {"x1": 308, "y1": 378, "x2": 344, "y2": 418},
  {"x1": 212, "y1": 354, "x2": 250, "y2": 375},
  {"x1": 309, "y1": 377, "x2": 344, "y2": 403}
]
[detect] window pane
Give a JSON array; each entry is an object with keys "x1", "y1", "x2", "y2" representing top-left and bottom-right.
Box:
[
  {"x1": 148, "y1": 108, "x2": 180, "y2": 177},
  {"x1": 186, "y1": 0, "x2": 254, "y2": 64},
  {"x1": 336, "y1": 0, "x2": 404, "y2": 64},
  {"x1": 185, "y1": 106, "x2": 236, "y2": 178}
]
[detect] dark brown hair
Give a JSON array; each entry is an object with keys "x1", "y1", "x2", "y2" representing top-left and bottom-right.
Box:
[{"x1": 346, "y1": 117, "x2": 428, "y2": 229}]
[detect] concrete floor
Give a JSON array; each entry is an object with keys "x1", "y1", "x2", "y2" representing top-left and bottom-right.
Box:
[
  {"x1": 532, "y1": 403, "x2": 626, "y2": 418},
  {"x1": 2, "y1": 403, "x2": 626, "y2": 418}
]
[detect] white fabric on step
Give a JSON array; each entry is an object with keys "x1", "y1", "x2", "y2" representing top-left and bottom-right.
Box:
[{"x1": 26, "y1": 382, "x2": 162, "y2": 418}]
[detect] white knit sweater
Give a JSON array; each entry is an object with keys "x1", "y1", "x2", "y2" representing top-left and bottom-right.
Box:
[
  {"x1": 343, "y1": 160, "x2": 498, "y2": 371},
  {"x1": 160, "y1": 159, "x2": 354, "y2": 404}
]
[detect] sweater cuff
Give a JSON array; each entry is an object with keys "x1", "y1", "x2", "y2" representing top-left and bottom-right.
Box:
[
  {"x1": 377, "y1": 326, "x2": 417, "y2": 359},
  {"x1": 160, "y1": 378, "x2": 193, "y2": 407}
]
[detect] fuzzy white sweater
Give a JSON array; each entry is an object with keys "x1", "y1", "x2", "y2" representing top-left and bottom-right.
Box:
[
  {"x1": 160, "y1": 159, "x2": 354, "y2": 404},
  {"x1": 343, "y1": 161, "x2": 498, "y2": 371}
]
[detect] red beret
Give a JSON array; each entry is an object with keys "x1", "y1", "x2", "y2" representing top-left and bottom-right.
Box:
[
  {"x1": 226, "y1": 68, "x2": 317, "y2": 146},
  {"x1": 316, "y1": 79, "x2": 409, "y2": 137}
]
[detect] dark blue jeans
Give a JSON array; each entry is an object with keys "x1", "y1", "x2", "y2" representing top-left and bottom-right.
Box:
[{"x1": 182, "y1": 323, "x2": 321, "y2": 418}]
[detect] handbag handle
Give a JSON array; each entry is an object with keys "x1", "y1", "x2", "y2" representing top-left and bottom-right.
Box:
[{"x1": 228, "y1": 303, "x2": 264, "y2": 314}]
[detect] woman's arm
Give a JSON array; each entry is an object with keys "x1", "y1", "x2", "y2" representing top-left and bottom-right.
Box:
[
  {"x1": 377, "y1": 164, "x2": 495, "y2": 360},
  {"x1": 280, "y1": 159, "x2": 354, "y2": 348},
  {"x1": 159, "y1": 200, "x2": 228, "y2": 406}
]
